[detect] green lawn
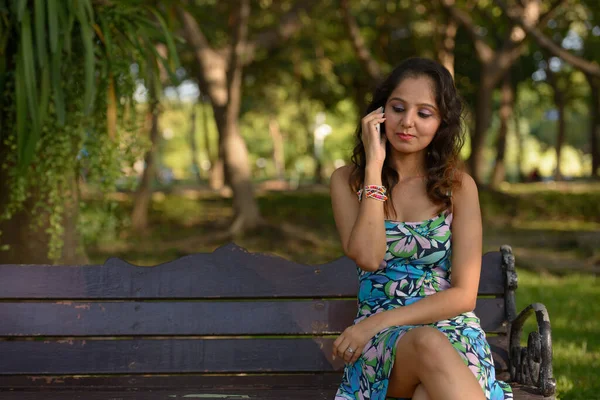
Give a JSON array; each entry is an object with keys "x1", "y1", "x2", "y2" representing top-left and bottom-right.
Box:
[
  {"x1": 84, "y1": 184, "x2": 600, "y2": 399},
  {"x1": 516, "y1": 270, "x2": 600, "y2": 399}
]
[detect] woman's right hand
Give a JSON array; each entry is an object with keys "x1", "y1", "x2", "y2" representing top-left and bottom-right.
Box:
[{"x1": 361, "y1": 106, "x2": 387, "y2": 168}]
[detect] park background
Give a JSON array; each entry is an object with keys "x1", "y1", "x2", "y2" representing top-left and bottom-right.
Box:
[{"x1": 0, "y1": 0, "x2": 599, "y2": 398}]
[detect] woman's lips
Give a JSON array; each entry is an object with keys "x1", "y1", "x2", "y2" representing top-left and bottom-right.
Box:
[{"x1": 397, "y1": 133, "x2": 414, "y2": 140}]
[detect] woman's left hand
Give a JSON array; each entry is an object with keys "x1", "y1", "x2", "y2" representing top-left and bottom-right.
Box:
[{"x1": 332, "y1": 317, "x2": 382, "y2": 364}]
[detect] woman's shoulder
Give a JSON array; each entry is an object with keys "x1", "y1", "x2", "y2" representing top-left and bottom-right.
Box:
[
  {"x1": 450, "y1": 171, "x2": 480, "y2": 210},
  {"x1": 454, "y1": 171, "x2": 477, "y2": 193},
  {"x1": 330, "y1": 164, "x2": 356, "y2": 186}
]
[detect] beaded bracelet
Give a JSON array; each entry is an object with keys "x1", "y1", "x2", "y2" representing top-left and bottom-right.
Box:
[{"x1": 356, "y1": 185, "x2": 388, "y2": 202}]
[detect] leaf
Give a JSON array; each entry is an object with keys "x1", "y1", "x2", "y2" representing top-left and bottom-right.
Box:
[
  {"x1": 51, "y1": 39, "x2": 65, "y2": 125},
  {"x1": 17, "y1": 0, "x2": 27, "y2": 22},
  {"x1": 34, "y1": 0, "x2": 47, "y2": 67},
  {"x1": 148, "y1": 40, "x2": 178, "y2": 85},
  {"x1": 75, "y1": 0, "x2": 96, "y2": 114},
  {"x1": 47, "y1": 0, "x2": 59, "y2": 53},
  {"x1": 99, "y1": 16, "x2": 113, "y2": 57},
  {"x1": 39, "y1": 64, "x2": 50, "y2": 125},
  {"x1": 19, "y1": 9, "x2": 41, "y2": 170},
  {"x1": 150, "y1": 8, "x2": 180, "y2": 68},
  {"x1": 14, "y1": 58, "x2": 27, "y2": 168}
]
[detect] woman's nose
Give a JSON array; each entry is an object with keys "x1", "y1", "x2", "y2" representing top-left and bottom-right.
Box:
[{"x1": 401, "y1": 111, "x2": 415, "y2": 128}]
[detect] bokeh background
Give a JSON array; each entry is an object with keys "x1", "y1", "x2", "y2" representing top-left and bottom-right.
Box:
[{"x1": 1, "y1": 0, "x2": 599, "y2": 398}]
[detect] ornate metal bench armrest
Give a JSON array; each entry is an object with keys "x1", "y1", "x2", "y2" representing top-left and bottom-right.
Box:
[{"x1": 509, "y1": 302, "x2": 556, "y2": 397}]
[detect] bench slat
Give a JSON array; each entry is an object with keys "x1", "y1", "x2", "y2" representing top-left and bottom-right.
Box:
[
  {"x1": 0, "y1": 336, "x2": 508, "y2": 375},
  {"x1": 0, "y1": 389, "x2": 337, "y2": 400},
  {"x1": 0, "y1": 244, "x2": 505, "y2": 299},
  {"x1": 0, "y1": 298, "x2": 507, "y2": 336},
  {"x1": 0, "y1": 376, "x2": 549, "y2": 400},
  {"x1": 0, "y1": 387, "x2": 552, "y2": 400},
  {"x1": 0, "y1": 374, "x2": 344, "y2": 389}
]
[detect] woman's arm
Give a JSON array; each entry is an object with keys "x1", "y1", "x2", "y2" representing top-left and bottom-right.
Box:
[
  {"x1": 330, "y1": 165, "x2": 387, "y2": 272},
  {"x1": 366, "y1": 173, "x2": 483, "y2": 330}
]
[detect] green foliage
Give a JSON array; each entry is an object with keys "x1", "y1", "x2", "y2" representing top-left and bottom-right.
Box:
[
  {"x1": 2, "y1": 0, "x2": 180, "y2": 173},
  {"x1": 0, "y1": 0, "x2": 180, "y2": 261}
]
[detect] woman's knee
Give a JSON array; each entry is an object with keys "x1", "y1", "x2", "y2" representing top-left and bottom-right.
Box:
[
  {"x1": 404, "y1": 327, "x2": 455, "y2": 372},
  {"x1": 408, "y1": 327, "x2": 448, "y2": 355}
]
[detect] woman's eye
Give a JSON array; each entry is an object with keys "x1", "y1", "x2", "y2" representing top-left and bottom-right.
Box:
[
  {"x1": 392, "y1": 106, "x2": 404, "y2": 112},
  {"x1": 418, "y1": 112, "x2": 432, "y2": 118}
]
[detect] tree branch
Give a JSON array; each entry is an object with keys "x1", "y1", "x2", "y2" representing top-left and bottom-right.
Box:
[
  {"x1": 243, "y1": 0, "x2": 319, "y2": 65},
  {"x1": 538, "y1": 0, "x2": 567, "y2": 26},
  {"x1": 226, "y1": 0, "x2": 250, "y2": 115},
  {"x1": 339, "y1": 0, "x2": 382, "y2": 81},
  {"x1": 494, "y1": 0, "x2": 600, "y2": 77},
  {"x1": 177, "y1": 6, "x2": 228, "y2": 105},
  {"x1": 438, "y1": 0, "x2": 494, "y2": 63}
]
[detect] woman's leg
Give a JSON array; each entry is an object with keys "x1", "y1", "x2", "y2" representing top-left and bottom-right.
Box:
[{"x1": 386, "y1": 326, "x2": 485, "y2": 400}]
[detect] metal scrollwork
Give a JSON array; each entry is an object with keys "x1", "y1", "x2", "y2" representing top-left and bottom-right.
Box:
[
  {"x1": 509, "y1": 303, "x2": 556, "y2": 397},
  {"x1": 503, "y1": 245, "x2": 556, "y2": 397}
]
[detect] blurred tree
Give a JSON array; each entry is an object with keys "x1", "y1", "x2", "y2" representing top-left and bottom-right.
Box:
[
  {"x1": 490, "y1": 71, "x2": 515, "y2": 187},
  {"x1": 178, "y1": 0, "x2": 318, "y2": 234},
  {"x1": 131, "y1": 45, "x2": 166, "y2": 233},
  {"x1": 496, "y1": 0, "x2": 600, "y2": 176},
  {"x1": 440, "y1": 0, "x2": 566, "y2": 183}
]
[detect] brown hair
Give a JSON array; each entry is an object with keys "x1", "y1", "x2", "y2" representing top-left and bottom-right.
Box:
[{"x1": 349, "y1": 57, "x2": 465, "y2": 219}]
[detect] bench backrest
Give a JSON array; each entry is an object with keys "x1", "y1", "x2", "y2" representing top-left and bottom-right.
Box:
[{"x1": 0, "y1": 243, "x2": 516, "y2": 380}]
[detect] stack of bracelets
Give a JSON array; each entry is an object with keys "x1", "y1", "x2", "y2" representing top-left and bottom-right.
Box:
[{"x1": 356, "y1": 185, "x2": 388, "y2": 202}]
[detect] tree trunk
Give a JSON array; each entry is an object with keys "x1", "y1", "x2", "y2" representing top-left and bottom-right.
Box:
[
  {"x1": 469, "y1": 68, "x2": 496, "y2": 183},
  {"x1": 513, "y1": 103, "x2": 525, "y2": 182},
  {"x1": 189, "y1": 106, "x2": 202, "y2": 183},
  {"x1": 353, "y1": 77, "x2": 370, "y2": 121},
  {"x1": 200, "y1": 95, "x2": 224, "y2": 190},
  {"x1": 437, "y1": 19, "x2": 457, "y2": 77},
  {"x1": 314, "y1": 155, "x2": 323, "y2": 184},
  {"x1": 586, "y1": 74, "x2": 600, "y2": 178},
  {"x1": 554, "y1": 98, "x2": 566, "y2": 181},
  {"x1": 491, "y1": 72, "x2": 514, "y2": 187},
  {"x1": 546, "y1": 66, "x2": 566, "y2": 181},
  {"x1": 131, "y1": 95, "x2": 160, "y2": 233},
  {"x1": 59, "y1": 174, "x2": 89, "y2": 264},
  {"x1": 223, "y1": 0, "x2": 262, "y2": 234},
  {"x1": 269, "y1": 117, "x2": 285, "y2": 180},
  {"x1": 214, "y1": 106, "x2": 262, "y2": 233}
]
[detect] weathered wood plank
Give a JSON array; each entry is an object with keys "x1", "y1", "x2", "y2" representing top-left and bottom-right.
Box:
[
  {"x1": 0, "y1": 244, "x2": 505, "y2": 299},
  {"x1": 0, "y1": 383, "x2": 554, "y2": 400},
  {"x1": 0, "y1": 300, "x2": 357, "y2": 336},
  {"x1": 0, "y1": 298, "x2": 507, "y2": 336},
  {"x1": 0, "y1": 338, "x2": 341, "y2": 374},
  {"x1": 0, "y1": 336, "x2": 509, "y2": 375},
  {"x1": 0, "y1": 374, "x2": 343, "y2": 390},
  {"x1": 0, "y1": 389, "x2": 337, "y2": 400}
]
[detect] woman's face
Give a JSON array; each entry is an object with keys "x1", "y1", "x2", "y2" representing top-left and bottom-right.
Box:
[{"x1": 383, "y1": 76, "x2": 442, "y2": 156}]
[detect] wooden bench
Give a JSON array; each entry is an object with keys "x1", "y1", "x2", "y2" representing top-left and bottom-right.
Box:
[{"x1": 0, "y1": 243, "x2": 555, "y2": 399}]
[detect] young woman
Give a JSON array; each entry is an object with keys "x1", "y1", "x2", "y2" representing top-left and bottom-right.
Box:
[{"x1": 330, "y1": 58, "x2": 513, "y2": 400}]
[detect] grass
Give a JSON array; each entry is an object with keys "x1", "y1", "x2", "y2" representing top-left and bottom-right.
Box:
[
  {"x1": 516, "y1": 270, "x2": 600, "y2": 400},
  {"x1": 83, "y1": 182, "x2": 600, "y2": 399}
]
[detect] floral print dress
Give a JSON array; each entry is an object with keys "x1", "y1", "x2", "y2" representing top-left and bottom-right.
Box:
[{"x1": 334, "y1": 211, "x2": 513, "y2": 400}]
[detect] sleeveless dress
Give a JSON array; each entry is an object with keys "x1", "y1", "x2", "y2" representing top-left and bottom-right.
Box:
[{"x1": 334, "y1": 210, "x2": 513, "y2": 400}]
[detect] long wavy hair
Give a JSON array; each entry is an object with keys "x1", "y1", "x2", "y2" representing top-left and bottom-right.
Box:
[{"x1": 349, "y1": 57, "x2": 465, "y2": 220}]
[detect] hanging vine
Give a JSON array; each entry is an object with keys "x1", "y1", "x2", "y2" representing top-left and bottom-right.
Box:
[{"x1": 0, "y1": 1, "x2": 179, "y2": 262}]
